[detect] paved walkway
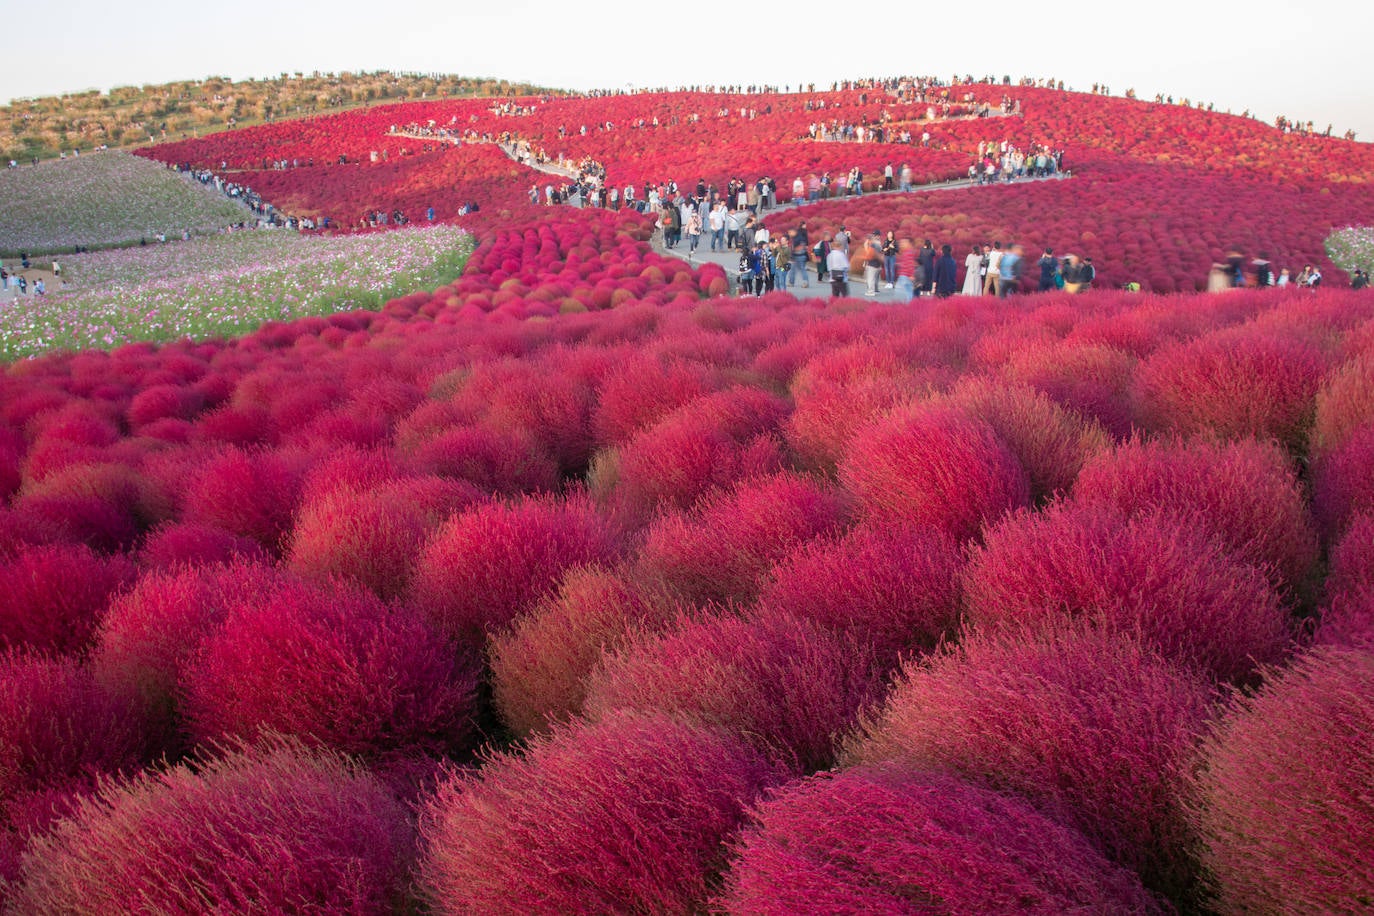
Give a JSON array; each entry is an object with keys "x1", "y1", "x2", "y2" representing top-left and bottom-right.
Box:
[{"x1": 649, "y1": 173, "x2": 1071, "y2": 302}]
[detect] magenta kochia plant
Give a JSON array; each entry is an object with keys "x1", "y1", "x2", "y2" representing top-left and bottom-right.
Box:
[
  {"x1": 12, "y1": 737, "x2": 415, "y2": 915},
  {"x1": 0, "y1": 544, "x2": 137, "y2": 654},
  {"x1": 1072, "y1": 435, "x2": 1320, "y2": 595},
  {"x1": 964, "y1": 502, "x2": 1292, "y2": 682},
  {"x1": 285, "y1": 475, "x2": 480, "y2": 600},
  {"x1": 489, "y1": 565, "x2": 674, "y2": 738},
  {"x1": 1135, "y1": 327, "x2": 1326, "y2": 452},
  {"x1": 1312, "y1": 423, "x2": 1374, "y2": 544},
  {"x1": 584, "y1": 611, "x2": 880, "y2": 773},
  {"x1": 591, "y1": 387, "x2": 789, "y2": 525},
  {"x1": 180, "y1": 446, "x2": 307, "y2": 551},
  {"x1": 940, "y1": 375, "x2": 1113, "y2": 503},
  {"x1": 754, "y1": 522, "x2": 962, "y2": 668},
  {"x1": 1190, "y1": 647, "x2": 1374, "y2": 915},
  {"x1": 418, "y1": 712, "x2": 784, "y2": 916},
  {"x1": 179, "y1": 578, "x2": 480, "y2": 762},
  {"x1": 837, "y1": 403, "x2": 1030, "y2": 542},
  {"x1": 846, "y1": 626, "x2": 1215, "y2": 904},
  {"x1": 719, "y1": 767, "x2": 1167, "y2": 915},
  {"x1": 0, "y1": 650, "x2": 155, "y2": 830},
  {"x1": 136, "y1": 521, "x2": 271, "y2": 570},
  {"x1": 409, "y1": 493, "x2": 622, "y2": 646},
  {"x1": 633, "y1": 471, "x2": 848, "y2": 607}
]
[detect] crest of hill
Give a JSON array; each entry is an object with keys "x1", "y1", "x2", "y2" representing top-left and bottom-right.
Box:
[{"x1": 1, "y1": 71, "x2": 568, "y2": 163}]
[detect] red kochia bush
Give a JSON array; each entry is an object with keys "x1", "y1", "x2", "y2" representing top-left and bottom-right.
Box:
[
  {"x1": 941, "y1": 376, "x2": 1113, "y2": 502},
  {"x1": 137, "y1": 521, "x2": 271, "y2": 570},
  {"x1": 634, "y1": 472, "x2": 847, "y2": 607},
  {"x1": 584, "y1": 612, "x2": 879, "y2": 772},
  {"x1": 1135, "y1": 328, "x2": 1325, "y2": 451},
  {"x1": 591, "y1": 389, "x2": 788, "y2": 524},
  {"x1": 489, "y1": 565, "x2": 673, "y2": 737},
  {"x1": 964, "y1": 502, "x2": 1291, "y2": 682},
  {"x1": 1191, "y1": 647, "x2": 1374, "y2": 914},
  {"x1": 1072, "y1": 435, "x2": 1319, "y2": 594},
  {"x1": 179, "y1": 579, "x2": 479, "y2": 761},
  {"x1": 0, "y1": 545, "x2": 137, "y2": 653},
  {"x1": 1325, "y1": 512, "x2": 1374, "y2": 607},
  {"x1": 838, "y1": 403, "x2": 1029, "y2": 542},
  {"x1": 720, "y1": 768, "x2": 1165, "y2": 915},
  {"x1": 847, "y1": 627, "x2": 1214, "y2": 904},
  {"x1": 181, "y1": 446, "x2": 306, "y2": 550},
  {"x1": 417, "y1": 713, "x2": 784, "y2": 916},
  {"x1": 1312, "y1": 423, "x2": 1374, "y2": 544},
  {"x1": 285, "y1": 477, "x2": 479, "y2": 600},
  {"x1": 91, "y1": 561, "x2": 284, "y2": 723},
  {"x1": 1312, "y1": 354, "x2": 1374, "y2": 456},
  {"x1": 410, "y1": 494, "x2": 621, "y2": 645},
  {"x1": 0, "y1": 651, "x2": 153, "y2": 820},
  {"x1": 754, "y1": 523, "x2": 962, "y2": 667},
  {"x1": 591, "y1": 354, "x2": 719, "y2": 446},
  {"x1": 13, "y1": 738, "x2": 414, "y2": 915}
]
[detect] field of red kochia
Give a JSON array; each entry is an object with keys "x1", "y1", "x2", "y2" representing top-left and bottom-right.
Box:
[{"x1": 3, "y1": 82, "x2": 1374, "y2": 914}]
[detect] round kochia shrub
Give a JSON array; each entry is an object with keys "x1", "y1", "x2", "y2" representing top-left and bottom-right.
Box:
[
  {"x1": 837, "y1": 403, "x2": 1030, "y2": 542},
  {"x1": 1312, "y1": 423, "x2": 1374, "y2": 544},
  {"x1": 584, "y1": 612, "x2": 879, "y2": 772},
  {"x1": 179, "y1": 579, "x2": 479, "y2": 761},
  {"x1": 1134, "y1": 328, "x2": 1325, "y2": 451},
  {"x1": 181, "y1": 446, "x2": 306, "y2": 550},
  {"x1": 1191, "y1": 647, "x2": 1374, "y2": 915},
  {"x1": 634, "y1": 472, "x2": 848, "y2": 607},
  {"x1": 409, "y1": 494, "x2": 621, "y2": 645},
  {"x1": 963, "y1": 502, "x2": 1291, "y2": 682},
  {"x1": 285, "y1": 476, "x2": 479, "y2": 600},
  {"x1": 12, "y1": 738, "x2": 414, "y2": 915},
  {"x1": 91, "y1": 561, "x2": 284, "y2": 729},
  {"x1": 0, "y1": 650, "x2": 153, "y2": 816},
  {"x1": 417, "y1": 713, "x2": 784, "y2": 916},
  {"x1": 1072, "y1": 435, "x2": 1319, "y2": 594},
  {"x1": 847, "y1": 627, "x2": 1215, "y2": 904},
  {"x1": 0, "y1": 544, "x2": 137, "y2": 654},
  {"x1": 489, "y1": 565, "x2": 672, "y2": 738},
  {"x1": 754, "y1": 523, "x2": 962, "y2": 667},
  {"x1": 941, "y1": 375, "x2": 1113, "y2": 503},
  {"x1": 719, "y1": 768, "x2": 1166, "y2": 915},
  {"x1": 137, "y1": 521, "x2": 271, "y2": 570}
]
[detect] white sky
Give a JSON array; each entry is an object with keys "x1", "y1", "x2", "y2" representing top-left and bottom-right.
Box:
[{"x1": 3, "y1": 0, "x2": 1372, "y2": 142}]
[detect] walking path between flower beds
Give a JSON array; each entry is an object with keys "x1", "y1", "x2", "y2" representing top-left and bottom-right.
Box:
[{"x1": 651, "y1": 172, "x2": 1072, "y2": 302}]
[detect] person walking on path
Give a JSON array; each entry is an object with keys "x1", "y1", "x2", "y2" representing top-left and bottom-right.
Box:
[
  {"x1": 882, "y1": 232, "x2": 899, "y2": 288},
  {"x1": 962, "y1": 245, "x2": 984, "y2": 295},
  {"x1": 1038, "y1": 248, "x2": 1060, "y2": 291},
  {"x1": 999, "y1": 244, "x2": 1024, "y2": 297},
  {"x1": 827, "y1": 244, "x2": 851, "y2": 297},
  {"x1": 983, "y1": 242, "x2": 1003, "y2": 296},
  {"x1": 862, "y1": 235, "x2": 882, "y2": 296},
  {"x1": 918, "y1": 240, "x2": 937, "y2": 296},
  {"x1": 934, "y1": 245, "x2": 959, "y2": 297}
]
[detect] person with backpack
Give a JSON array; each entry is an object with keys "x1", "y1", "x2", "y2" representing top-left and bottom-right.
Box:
[{"x1": 814, "y1": 235, "x2": 832, "y2": 283}]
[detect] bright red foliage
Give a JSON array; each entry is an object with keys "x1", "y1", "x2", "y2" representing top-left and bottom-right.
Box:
[
  {"x1": 12, "y1": 738, "x2": 415, "y2": 915},
  {"x1": 848, "y1": 626, "x2": 1215, "y2": 904},
  {"x1": 417, "y1": 713, "x2": 784, "y2": 916},
  {"x1": 837, "y1": 403, "x2": 1030, "y2": 541},
  {"x1": 964, "y1": 502, "x2": 1291, "y2": 681},
  {"x1": 0, "y1": 545, "x2": 137, "y2": 654},
  {"x1": 584, "y1": 612, "x2": 879, "y2": 772},
  {"x1": 720, "y1": 767, "x2": 1166, "y2": 915},
  {"x1": 1191, "y1": 647, "x2": 1374, "y2": 915}
]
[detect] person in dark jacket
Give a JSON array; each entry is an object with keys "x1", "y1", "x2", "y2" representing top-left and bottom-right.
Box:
[
  {"x1": 934, "y1": 244, "x2": 959, "y2": 297},
  {"x1": 1038, "y1": 248, "x2": 1059, "y2": 291},
  {"x1": 918, "y1": 240, "x2": 937, "y2": 295}
]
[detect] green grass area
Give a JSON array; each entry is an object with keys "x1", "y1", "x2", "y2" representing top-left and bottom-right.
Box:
[
  {"x1": 0, "y1": 152, "x2": 250, "y2": 256},
  {"x1": 0, "y1": 224, "x2": 472, "y2": 361}
]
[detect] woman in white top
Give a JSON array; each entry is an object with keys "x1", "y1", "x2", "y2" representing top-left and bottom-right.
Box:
[{"x1": 962, "y1": 245, "x2": 984, "y2": 295}]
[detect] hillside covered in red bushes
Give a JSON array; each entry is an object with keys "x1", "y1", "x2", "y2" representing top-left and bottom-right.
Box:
[{"x1": 3, "y1": 78, "x2": 1373, "y2": 914}]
